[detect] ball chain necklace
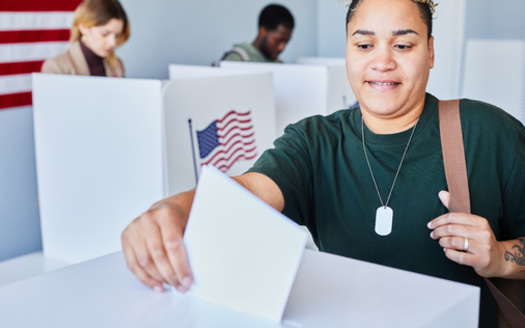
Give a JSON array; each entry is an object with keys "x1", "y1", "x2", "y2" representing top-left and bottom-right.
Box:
[{"x1": 361, "y1": 117, "x2": 419, "y2": 236}]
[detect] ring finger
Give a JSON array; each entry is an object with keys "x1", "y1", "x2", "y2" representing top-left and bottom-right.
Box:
[{"x1": 439, "y1": 236, "x2": 474, "y2": 253}]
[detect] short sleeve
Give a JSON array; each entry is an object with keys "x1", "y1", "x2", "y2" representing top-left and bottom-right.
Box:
[{"x1": 248, "y1": 123, "x2": 314, "y2": 225}]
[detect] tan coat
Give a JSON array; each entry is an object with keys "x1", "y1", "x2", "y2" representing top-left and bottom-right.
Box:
[{"x1": 41, "y1": 41, "x2": 125, "y2": 77}]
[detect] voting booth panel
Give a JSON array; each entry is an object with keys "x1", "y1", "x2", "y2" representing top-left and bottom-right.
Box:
[
  {"x1": 169, "y1": 64, "x2": 257, "y2": 79},
  {"x1": 325, "y1": 64, "x2": 358, "y2": 111},
  {"x1": 165, "y1": 67, "x2": 276, "y2": 195},
  {"x1": 32, "y1": 70, "x2": 276, "y2": 263},
  {"x1": 461, "y1": 40, "x2": 525, "y2": 125},
  {"x1": 220, "y1": 61, "x2": 357, "y2": 136},
  {"x1": 0, "y1": 107, "x2": 41, "y2": 262},
  {"x1": 296, "y1": 57, "x2": 345, "y2": 66},
  {"x1": 295, "y1": 57, "x2": 358, "y2": 110},
  {"x1": 32, "y1": 74, "x2": 165, "y2": 264}
]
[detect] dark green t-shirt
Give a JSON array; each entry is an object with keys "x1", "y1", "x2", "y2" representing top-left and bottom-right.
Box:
[{"x1": 248, "y1": 93, "x2": 525, "y2": 327}]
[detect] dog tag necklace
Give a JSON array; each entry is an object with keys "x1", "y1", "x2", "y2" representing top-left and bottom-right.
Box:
[{"x1": 361, "y1": 117, "x2": 418, "y2": 236}]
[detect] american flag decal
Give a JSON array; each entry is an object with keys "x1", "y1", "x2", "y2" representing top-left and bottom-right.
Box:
[{"x1": 196, "y1": 110, "x2": 257, "y2": 173}]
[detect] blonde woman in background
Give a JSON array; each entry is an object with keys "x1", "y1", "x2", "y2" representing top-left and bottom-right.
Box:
[{"x1": 41, "y1": 0, "x2": 129, "y2": 77}]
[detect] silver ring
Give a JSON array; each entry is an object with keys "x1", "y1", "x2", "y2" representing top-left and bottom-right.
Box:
[{"x1": 464, "y1": 237, "x2": 469, "y2": 252}]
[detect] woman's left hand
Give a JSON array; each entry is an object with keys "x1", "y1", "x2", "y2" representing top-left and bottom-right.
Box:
[{"x1": 428, "y1": 190, "x2": 506, "y2": 277}]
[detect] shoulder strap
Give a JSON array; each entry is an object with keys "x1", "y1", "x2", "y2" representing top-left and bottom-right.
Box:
[
  {"x1": 439, "y1": 100, "x2": 470, "y2": 213},
  {"x1": 221, "y1": 46, "x2": 251, "y2": 62},
  {"x1": 439, "y1": 100, "x2": 525, "y2": 328}
]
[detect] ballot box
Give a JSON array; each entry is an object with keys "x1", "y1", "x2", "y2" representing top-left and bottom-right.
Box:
[
  {"x1": 0, "y1": 164, "x2": 480, "y2": 327},
  {"x1": 220, "y1": 61, "x2": 357, "y2": 136},
  {"x1": 0, "y1": 249, "x2": 480, "y2": 328},
  {"x1": 461, "y1": 40, "x2": 525, "y2": 125},
  {"x1": 32, "y1": 71, "x2": 275, "y2": 264}
]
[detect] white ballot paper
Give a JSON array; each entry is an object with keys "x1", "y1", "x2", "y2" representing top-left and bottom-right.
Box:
[{"x1": 183, "y1": 165, "x2": 307, "y2": 322}]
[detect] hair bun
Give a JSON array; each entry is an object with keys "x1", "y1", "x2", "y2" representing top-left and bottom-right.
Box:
[{"x1": 343, "y1": 0, "x2": 437, "y2": 16}]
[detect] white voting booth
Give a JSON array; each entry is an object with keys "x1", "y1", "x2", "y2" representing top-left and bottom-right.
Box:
[
  {"x1": 220, "y1": 61, "x2": 357, "y2": 136},
  {"x1": 297, "y1": 56, "x2": 345, "y2": 66},
  {"x1": 32, "y1": 74, "x2": 165, "y2": 265},
  {"x1": 167, "y1": 64, "x2": 275, "y2": 192},
  {"x1": 296, "y1": 57, "x2": 358, "y2": 110},
  {"x1": 32, "y1": 71, "x2": 275, "y2": 264}
]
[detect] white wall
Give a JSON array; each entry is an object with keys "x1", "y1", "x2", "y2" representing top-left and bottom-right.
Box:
[
  {"x1": 316, "y1": 0, "x2": 347, "y2": 58},
  {"x1": 426, "y1": 0, "x2": 466, "y2": 99},
  {"x1": 118, "y1": 0, "x2": 317, "y2": 79}
]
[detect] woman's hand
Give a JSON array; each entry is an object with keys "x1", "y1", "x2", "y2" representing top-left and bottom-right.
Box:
[
  {"x1": 428, "y1": 191, "x2": 507, "y2": 277},
  {"x1": 121, "y1": 191, "x2": 195, "y2": 293}
]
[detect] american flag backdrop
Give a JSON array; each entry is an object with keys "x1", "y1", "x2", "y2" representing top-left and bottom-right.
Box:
[
  {"x1": 196, "y1": 110, "x2": 257, "y2": 173},
  {"x1": 0, "y1": 0, "x2": 82, "y2": 110}
]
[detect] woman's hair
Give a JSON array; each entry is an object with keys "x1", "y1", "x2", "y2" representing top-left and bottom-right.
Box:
[
  {"x1": 345, "y1": 0, "x2": 436, "y2": 40},
  {"x1": 70, "y1": 0, "x2": 130, "y2": 61}
]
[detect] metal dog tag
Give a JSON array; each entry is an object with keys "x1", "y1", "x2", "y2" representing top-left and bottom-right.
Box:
[{"x1": 375, "y1": 206, "x2": 393, "y2": 236}]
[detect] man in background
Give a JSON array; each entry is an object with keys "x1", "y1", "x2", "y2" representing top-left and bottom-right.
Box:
[{"x1": 220, "y1": 4, "x2": 294, "y2": 63}]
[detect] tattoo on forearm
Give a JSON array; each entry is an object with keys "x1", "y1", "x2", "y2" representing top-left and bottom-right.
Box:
[{"x1": 504, "y1": 238, "x2": 525, "y2": 273}]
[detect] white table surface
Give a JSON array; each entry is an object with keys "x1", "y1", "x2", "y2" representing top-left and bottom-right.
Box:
[
  {"x1": 0, "y1": 249, "x2": 479, "y2": 328},
  {"x1": 0, "y1": 251, "x2": 69, "y2": 286}
]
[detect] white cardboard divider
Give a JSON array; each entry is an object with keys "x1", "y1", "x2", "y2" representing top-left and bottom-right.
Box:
[
  {"x1": 461, "y1": 40, "x2": 525, "y2": 125},
  {"x1": 32, "y1": 74, "x2": 165, "y2": 264},
  {"x1": 219, "y1": 61, "x2": 357, "y2": 136},
  {"x1": 296, "y1": 57, "x2": 345, "y2": 66},
  {"x1": 169, "y1": 64, "x2": 256, "y2": 78},
  {"x1": 0, "y1": 106, "x2": 41, "y2": 263},
  {"x1": 166, "y1": 65, "x2": 275, "y2": 194},
  {"x1": 170, "y1": 64, "x2": 316, "y2": 251},
  {"x1": 32, "y1": 70, "x2": 275, "y2": 264}
]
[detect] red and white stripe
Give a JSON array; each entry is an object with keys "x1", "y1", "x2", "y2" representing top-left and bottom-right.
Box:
[
  {"x1": 201, "y1": 110, "x2": 258, "y2": 173},
  {"x1": 0, "y1": 1, "x2": 81, "y2": 110}
]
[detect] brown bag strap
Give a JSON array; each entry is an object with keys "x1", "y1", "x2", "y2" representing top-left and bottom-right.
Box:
[
  {"x1": 439, "y1": 100, "x2": 525, "y2": 328},
  {"x1": 439, "y1": 100, "x2": 470, "y2": 213}
]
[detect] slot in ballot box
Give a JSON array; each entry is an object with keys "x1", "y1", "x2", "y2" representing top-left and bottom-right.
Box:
[
  {"x1": 219, "y1": 61, "x2": 357, "y2": 136},
  {"x1": 32, "y1": 71, "x2": 275, "y2": 264}
]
